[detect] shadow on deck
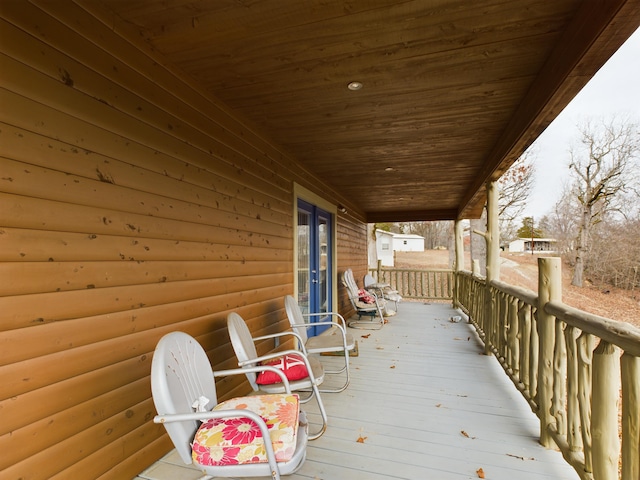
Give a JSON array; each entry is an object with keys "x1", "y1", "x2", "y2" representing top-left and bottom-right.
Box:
[{"x1": 136, "y1": 302, "x2": 580, "y2": 480}]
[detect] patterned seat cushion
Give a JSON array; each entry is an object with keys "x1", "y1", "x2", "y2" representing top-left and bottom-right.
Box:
[{"x1": 192, "y1": 394, "x2": 300, "y2": 466}]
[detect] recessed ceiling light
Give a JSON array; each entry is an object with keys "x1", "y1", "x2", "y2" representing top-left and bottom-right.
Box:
[
  {"x1": 347, "y1": 81, "x2": 363, "y2": 91},
  {"x1": 385, "y1": 167, "x2": 394, "y2": 172}
]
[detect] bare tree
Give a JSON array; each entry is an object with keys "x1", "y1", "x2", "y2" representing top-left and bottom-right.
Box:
[
  {"x1": 498, "y1": 150, "x2": 535, "y2": 241},
  {"x1": 568, "y1": 118, "x2": 639, "y2": 287},
  {"x1": 538, "y1": 183, "x2": 579, "y2": 256}
]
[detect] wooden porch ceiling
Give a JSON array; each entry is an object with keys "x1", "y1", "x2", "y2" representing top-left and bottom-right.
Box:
[{"x1": 101, "y1": 0, "x2": 640, "y2": 221}]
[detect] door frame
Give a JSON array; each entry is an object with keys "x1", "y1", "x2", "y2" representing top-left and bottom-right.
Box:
[{"x1": 293, "y1": 183, "x2": 338, "y2": 316}]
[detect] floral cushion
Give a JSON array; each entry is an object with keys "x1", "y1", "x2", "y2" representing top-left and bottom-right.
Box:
[
  {"x1": 192, "y1": 394, "x2": 300, "y2": 466},
  {"x1": 256, "y1": 354, "x2": 308, "y2": 385}
]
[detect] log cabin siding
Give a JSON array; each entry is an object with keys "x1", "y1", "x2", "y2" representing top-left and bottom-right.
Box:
[{"x1": 0, "y1": 3, "x2": 368, "y2": 478}]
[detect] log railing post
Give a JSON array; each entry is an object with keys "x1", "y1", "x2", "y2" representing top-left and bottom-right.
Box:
[
  {"x1": 577, "y1": 332, "x2": 596, "y2": 472},
  {"x1": 591, "y1": 341, "x2": 620, "y2": 480},
  {"x1": 519, "y1": 303, "x2": 531, "y2": 397},
  {"x1": 621, "y1": 352, "x2": 638, "y2": 480},
  {"x1": 564, "y1": 326, "x2": 581, "y2": 452},
  {"x1": 472, "y1": 259, "x2": 481, "y2": 277},
  {"x1": 537, "y1": 257, "x2": 561, "y2": 447}
]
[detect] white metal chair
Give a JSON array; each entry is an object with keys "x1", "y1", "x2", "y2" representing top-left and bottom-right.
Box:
[
  {"x1": 341, "y1": 268, "x2": 386, "y2": 329},
  {"x1": 284, "y1": 295, "x2": 355, "y2": 393},
  {"x1": 227, "y1": 312, "x2": 328, "y2": 439},
  {"x1": 151, "y1": 331, "x2": 308, "y2": 480},
  {"x1": 364, "y1": 273, "x2": 402, "y2": 313}
]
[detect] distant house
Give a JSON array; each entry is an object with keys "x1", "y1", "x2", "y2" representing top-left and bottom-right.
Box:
[
  {"x1": 373, "y1": 230, "x2": 425, "y2": 266},
  {"x1": 508, "y1": 238, "x2": 557, "y2": 253}
]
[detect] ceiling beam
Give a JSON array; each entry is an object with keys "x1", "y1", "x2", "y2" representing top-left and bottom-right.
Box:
[{"x1": 366, "y1": 209, "x2": 460, "y2": 224}]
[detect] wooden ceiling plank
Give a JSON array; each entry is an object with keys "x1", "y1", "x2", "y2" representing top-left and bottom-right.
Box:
[{"x1": 459, "y1": 0, "x2": 640, "y2": 218}]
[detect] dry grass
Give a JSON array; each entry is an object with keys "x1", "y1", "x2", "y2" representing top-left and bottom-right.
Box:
[{"x1": 395, "y1": 250, "x2": 640, "y2": 328}]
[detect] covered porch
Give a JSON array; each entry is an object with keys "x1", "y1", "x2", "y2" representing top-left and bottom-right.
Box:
[{"x1": 137, "y1": 302, "x2": 578, "y2": 480}]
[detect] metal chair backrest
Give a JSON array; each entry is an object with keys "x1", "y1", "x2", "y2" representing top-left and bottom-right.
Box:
[
  {"x1": 151, "y1": 331, "x2": 218, "y2": 464},
  {"x1": 284, "y1": 295, "x2": 309, "y2": 344},
  {"x1": 227, "y1": 312, "x2": 261, "y2": 390}
]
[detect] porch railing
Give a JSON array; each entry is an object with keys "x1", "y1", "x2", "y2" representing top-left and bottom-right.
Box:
[
  {"x1": 368, "y1": 266, "x2": 453, "y2": 300},
  {"x1": 456, "y1": 259, "x2": 640, "y2": 480}
]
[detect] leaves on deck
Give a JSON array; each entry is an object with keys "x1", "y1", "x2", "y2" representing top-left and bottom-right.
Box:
[
  {"x1": 507, "y1": 453, "x2": 536, "y2": 461},
  {"x1": 476, "y1": 467, "x2": 485, "y2": 478},
  {"x1": 461, "y1": 430, "x2": 477, "y2": 439},
  {"x1": 361, "y1": 334, "x2": 371, "y2": 339},
  {"x1": 356, "y1": 435, "x2": 368, "y2": 443}
]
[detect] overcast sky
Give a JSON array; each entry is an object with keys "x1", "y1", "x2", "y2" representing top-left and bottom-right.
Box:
[{"x1": 525, "y1": 27, "x2": 640, "y2": 220}]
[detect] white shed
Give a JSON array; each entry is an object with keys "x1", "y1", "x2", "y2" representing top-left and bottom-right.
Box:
[
  {"x1": 375, "y1": 229, "x2": 395, "y2": 266},
  {"x1": 372, "y1": 230, "x2": 425, "y2": 267},
  {"x1": 392, "y1": 233, "x2": 425, "y2": 252}
]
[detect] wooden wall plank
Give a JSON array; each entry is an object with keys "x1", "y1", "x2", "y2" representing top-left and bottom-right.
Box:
[
  {"x1": 1, "y1": 274, "x2": 290, "y2": 331},
  {"x1": 0, "y1": 378, "x2": 151, "y2": 470},
  {"x1": 0, "y1": 259, "x2": 289, "y2": 296},
  {"x1": 0, "y1": 156, "x2": 291, "y2": 237},
  {"x1": 0, "y1": 88, "x2": 291, "y2": 219},
  {"x1": 0, "y1": 120, "x2": 291, "y2": 220},
  {"x1": 0, "y1": 1, "x2": 368, "y2": 478},
  {"x1": 0, "y1": 227, "x2": 291, "y2": 263},
  {"x1": 0, "y1": 14, "x2": 291, "y2": 198},
  {"x1": 0, "y1": 192, "x2": 290, "y2": 249}
]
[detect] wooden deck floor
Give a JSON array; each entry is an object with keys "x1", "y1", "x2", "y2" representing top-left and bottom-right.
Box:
[{"x1": 136, "y1": 302, "x2": 580, "y2": 480}]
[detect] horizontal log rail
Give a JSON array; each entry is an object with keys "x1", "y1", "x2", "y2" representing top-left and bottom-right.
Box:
[
  {"x1": 455, "y1": 260, "x2": 640, "y2": 480},
  {"x1": 368, "y1": 267, "x2": 453, "y2": 300}
]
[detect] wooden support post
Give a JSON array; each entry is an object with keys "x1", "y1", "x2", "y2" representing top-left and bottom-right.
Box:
[
  {"x1": 591, "y1": 341, "x2": 620, "y2": 480},
  {"x1": 454, "y1": 220, "x2": 464, "y2": 272},
  {"x1": 485, "y1": 181, "x2": 500, "y2": 282},
  {"x1": 537, "y1": 256, "x2": 561, "y2": 448},
  {"x1": 483, "y1": 180, "x2": 499, "y2": 355},
  {"x1": 453, "y1": 220, "x2": 464, "y2": 308}
]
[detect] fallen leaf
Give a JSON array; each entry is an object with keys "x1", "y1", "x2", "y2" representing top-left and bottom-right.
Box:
[
  {"x1": 507, "y1": 453, "x2": 535, "y2": 461},
  {"x1": 435, "y1": 403, "x2": 442, "y2": 408},
  {"x1": 476, "y1": 467, "x2": 485, "y2": 478},
  {"x1": 461, "y1": 430, "x2": 470, "y2": 438},
  {"x1": 356, "y1": 435, "x2": 367, "y2": 443},
  {"x1": 361, "y1": 334, "x2": 371, "y2": 339},
  {"x1": 376, "y1": 346, "x2": 384, "y2": 350},
  {"x1": 389, "y1": 365, "x2": 396, "y2": 369}
]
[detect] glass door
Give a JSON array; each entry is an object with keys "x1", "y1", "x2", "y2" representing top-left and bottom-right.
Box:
[{"x1": 297, "y1": 199, "x2": 332, "y2": 336}]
